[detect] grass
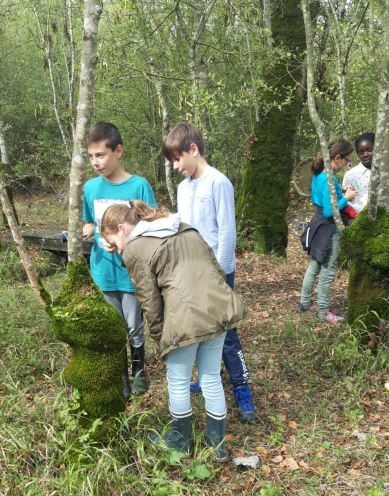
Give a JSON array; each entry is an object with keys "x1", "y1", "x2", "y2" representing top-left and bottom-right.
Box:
[{"x1": 0, "y1": 194, "x2": 388, "y2": 495}]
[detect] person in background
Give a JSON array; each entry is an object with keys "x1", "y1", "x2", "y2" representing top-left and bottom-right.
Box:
[
  {"x1": 164, "y1": 122, "x2": 256, "y2": 423},
  {"x1": 83, "y1": 122, "x2": 157, "y2": 399},
  {"x1": 342, "y1": 133, "x2": 375, "y2": 213},
  {"x1": 299, "y1": 138, "x2": 357, "y2": 324}
]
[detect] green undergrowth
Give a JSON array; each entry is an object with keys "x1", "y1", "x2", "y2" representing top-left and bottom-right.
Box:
[
  {"x1": 1, "y1": 273, "x2": 388, "y2": 495},
  {"x1": 0, "y1": 244, "x2": 65, "y2": 284}
]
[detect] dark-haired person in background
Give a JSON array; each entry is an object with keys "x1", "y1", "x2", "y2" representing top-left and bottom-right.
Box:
[
  {"x1": 299, "y1": 139, "x2": 357, "y2": 324},
  {"x1": 342, "y1": 132, "x2": 375, "y2": 213}
]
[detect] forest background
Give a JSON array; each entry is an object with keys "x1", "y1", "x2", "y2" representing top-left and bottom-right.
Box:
[{"x1": 0, "y1": 1, "x2": 388, "y2": 495}]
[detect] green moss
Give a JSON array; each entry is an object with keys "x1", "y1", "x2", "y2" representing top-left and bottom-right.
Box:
[
  {"x1": 341, "y1": 208, "x2": 389, "y2": 326},
  {"x1": 63, "y1": 348, "x2": 125, "y2": 391},
  {"x1": 81, "y1": 386, "x2": 125, "y2": 418},
  {"x1": 50, "y1": 260, "x2": 128, "y2": 419},
  {"x1": 236, "y1": 0, "x2": 306, "y2": 257}
]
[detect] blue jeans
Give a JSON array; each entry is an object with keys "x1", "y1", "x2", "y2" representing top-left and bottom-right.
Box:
[
  {"x1": 223, "y1": 273, "x2": 249, "y2": 386},
  {"x1": 300, "y1": 232, "x2": 340, "y2": 317},
  {"x1": 165, "y1": 332, "x2": 227, "y2": 419}
]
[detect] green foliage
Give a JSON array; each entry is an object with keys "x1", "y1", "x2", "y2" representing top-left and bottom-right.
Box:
[{"x1": 257, "y1": 486, "x2": 283, "y2": 496}]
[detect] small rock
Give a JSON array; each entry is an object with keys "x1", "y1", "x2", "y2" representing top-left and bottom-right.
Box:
[
  {"x1": 233, "y1": 455, "x2": 261, "y2": 469},
  {"x1": 352, "y1": 430, "x2": 368, "y2": 442}
]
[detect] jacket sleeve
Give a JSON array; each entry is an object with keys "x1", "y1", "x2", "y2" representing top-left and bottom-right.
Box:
[{"x1": 124, "y1": 252, "x2": 164, "y2": 344}]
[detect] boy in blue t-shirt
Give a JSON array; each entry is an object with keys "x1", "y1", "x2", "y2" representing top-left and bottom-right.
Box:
[
  {"x1": 164, "y1": 122, "x2": 256, "y2": 423},
  {"x1": 83, "y1": 122, "x2": 157, "y2": 398}
]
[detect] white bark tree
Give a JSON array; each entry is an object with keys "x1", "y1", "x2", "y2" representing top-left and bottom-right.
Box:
[
  {"x1": 67, "y1": 0, "x2": 103, "y2": 261},
  {"x1": 368, "y1": 0, "x2": 389, "y2": 218},
  {"x1": 301, "y1": 0, "x2": 344, "y2": 230},
  {"x1": 0, "y1": 124, "x2": 48, "y2": 307}
]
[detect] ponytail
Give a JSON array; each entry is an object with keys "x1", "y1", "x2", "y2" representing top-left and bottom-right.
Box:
[
  {"x1": 311, "y1": 138, "x2": 353, "y2": 175},
  {"x1": 101, "y1": 201, "x2": 170, "y2": 236}
]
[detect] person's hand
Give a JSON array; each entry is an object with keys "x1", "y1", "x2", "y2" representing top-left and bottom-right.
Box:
[
  {"x1": 83, "y1": 223, "x2": 94, "y2": 238},
  {"x1": 103, "y1": 243, "x2": 117, "y2": 253},
  {"x1": 344, "y1": 185, "x2": 357, "y2": 201}
]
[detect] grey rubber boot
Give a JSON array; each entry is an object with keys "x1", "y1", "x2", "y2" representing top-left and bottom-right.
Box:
[
  {"x1": 205, "y1": 415, "x2": 228, "y2": 462},
  {"x1": 149, "y1": 416, "x2": 193, "y2": 453}
]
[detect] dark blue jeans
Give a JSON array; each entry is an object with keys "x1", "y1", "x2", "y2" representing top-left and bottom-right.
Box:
[{"x1": 223, "y1": 272, "x2": 249, "y2": 387}]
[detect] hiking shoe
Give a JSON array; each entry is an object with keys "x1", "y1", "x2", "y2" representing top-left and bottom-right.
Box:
[
  {"x1": 190, "y1": 382, "x2": 202, "y2": 394},
  {"x1": 131, "y1": 370, "x2": 149, "y2": 396},
  {"x1": 233, "y1": 385, "x2": 256, "y2": 423}
]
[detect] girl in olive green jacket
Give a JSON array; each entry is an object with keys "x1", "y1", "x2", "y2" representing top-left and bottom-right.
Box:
[{"x1": 101, "y1": 200, "x2": 245, "y2": 461}]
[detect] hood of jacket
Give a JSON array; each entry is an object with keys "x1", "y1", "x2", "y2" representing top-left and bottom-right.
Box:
[{"x1": 130, "y1": 212, "x2": 181, "y2": 239}]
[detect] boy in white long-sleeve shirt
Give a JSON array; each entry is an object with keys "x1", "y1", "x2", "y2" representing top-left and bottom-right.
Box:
[{"x1": 164, "y1": 122, "x2": 256, "y2": 423}]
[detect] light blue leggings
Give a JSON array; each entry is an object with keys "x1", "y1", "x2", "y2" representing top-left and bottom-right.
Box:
[{"x1": 165, "y1": 332, "x2": 227, "y2": 420}]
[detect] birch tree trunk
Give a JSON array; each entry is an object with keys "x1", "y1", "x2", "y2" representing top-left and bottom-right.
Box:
[
  {"x1": 0, "y1": 125, "x2": 49, "y2": 307},
  {"x1": 301, "y1": 0, "x2": 343, "y2": 231},
  {"x1": 67, "y1": 0, "x2": 102, "y2": 261},
  {"x1": 154, "y1": 78, "x2": 176, "y2": 206}
]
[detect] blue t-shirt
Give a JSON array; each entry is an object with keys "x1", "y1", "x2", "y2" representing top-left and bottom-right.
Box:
[
  {"x1": 83, "y1": 175, "x2": 157, "y2": 292},
  {"x1": 311, "y1": 171, "x2": 348, "y2": 218}
]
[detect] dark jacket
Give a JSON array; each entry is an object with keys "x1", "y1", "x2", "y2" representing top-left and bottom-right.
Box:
[
  {"x1": 122, "y1": 219, "x2": 246, "y2": 358},
  {"x1": 300, "y1": 208, "x2": 336, "y2": 263}
]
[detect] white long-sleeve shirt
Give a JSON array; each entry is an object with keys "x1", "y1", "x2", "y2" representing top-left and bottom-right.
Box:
[
  {"x1": 342, "y1": 162, "x2": 371, "y2": 213},
  {"x1": 177, "y1": 167, "x2": 236, "y2": 275}
]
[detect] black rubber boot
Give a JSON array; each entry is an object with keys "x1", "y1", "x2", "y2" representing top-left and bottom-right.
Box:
[
  {"x1": 121, "y1": 349, "x2": 131, "y2": 402},
  {"x1": 205, "y1": 414, "x2": 228, "y2": 462},
  {"x1": 149, "y1": 416, "x2": 193, "y2": 453},
  {"x1": 130, "y1": 343, "x2": 145, "y2": 376},
  {"x1": 130, "y1": 344, "x2": 149, "y2": 395}
]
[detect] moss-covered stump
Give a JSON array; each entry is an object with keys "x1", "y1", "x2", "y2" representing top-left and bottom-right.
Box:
[
  {"x1": 341, "y1": 208, "x2": 389, "y2": 327},
  {"x1": 50, "y1": 260, "x2": 127, "y2": 419}
]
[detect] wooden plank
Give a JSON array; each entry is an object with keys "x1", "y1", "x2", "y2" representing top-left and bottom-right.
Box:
[{"x1": 23, "y1": 230, "x2": 93, "y2": 255}]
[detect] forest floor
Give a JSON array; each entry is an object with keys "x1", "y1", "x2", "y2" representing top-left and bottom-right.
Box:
[{"x1": 0, "y1": 192, "x2": 387, "y2": 496}]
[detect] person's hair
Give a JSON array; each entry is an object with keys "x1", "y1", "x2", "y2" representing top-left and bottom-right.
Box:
[
  {"x1": 312, "y1": 138, "x2": 353, "y2": 175},
  {"x1": 88, "y1": 122, "x2": 123, "y2": 151},
  {"x1": 163, "y1": 122, "x2": 205, "y2": 161},
  {"x1": 355, "y1": 132, "x2": 375, "y2": 151},
  {"x1": 101, "y1": 201, "x2": 170, "y2": 236}
]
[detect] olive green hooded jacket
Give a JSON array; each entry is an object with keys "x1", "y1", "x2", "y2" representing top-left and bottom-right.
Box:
[{"x1": 122, "y1": 214, "x2": 246, "y2": 358}]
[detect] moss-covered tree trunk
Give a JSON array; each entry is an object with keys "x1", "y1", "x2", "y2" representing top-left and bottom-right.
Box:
[
  {"x1": 51, "y1": 0, "x2": 127, "y2": 423},
  {"x1": 342, "y1": 0, "x2": 389, "y2": 328},
  {"x1": 236, "y1": 0, "x2": 306, "y2": 257}
]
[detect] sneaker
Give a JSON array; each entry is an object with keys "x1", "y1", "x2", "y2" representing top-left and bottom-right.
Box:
[
  {"x1": 233, "y1": 385, "x2": 256, "y2": 423},
  {"x1": 190, "y1": 382, "x2": 202, "y2": 394},
  {"x1": 131, "y1": 370, "x2": 149, "y2": 396},
  {"x1": 298, "y1": 302, "x2": 317, "y2": 313},
  {"x1": 322, "y1": 310, "x2": 345, "y2": 325}
]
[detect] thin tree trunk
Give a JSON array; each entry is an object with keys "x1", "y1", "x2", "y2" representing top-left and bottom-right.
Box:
[
  {"x1": 301, "y1": 0, "x2": 343, "y2": 230},
  {"x1": 32, "y1": 5, "x2": 72, "y2": 160},
  {"x1": 0, "y1": 127, "x2": 48, "y2": 307},
  {"x1": 154, "y1": 79, "x2": 176, "y2": 206},
  {"x1": 262, "y1": 0, "x2": 273, "y2": 48},
  {"x1": 369, "y1": 0, "x2": 389, "y2": 218},
  {"x1": 0, "y1": 123, "x2": 19, "y2": 227},
  {"x1": 67, "y1": 0, "x2": 103, "y2": 262}
]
